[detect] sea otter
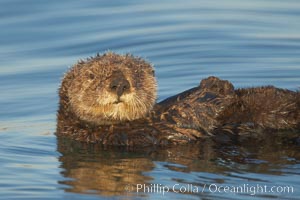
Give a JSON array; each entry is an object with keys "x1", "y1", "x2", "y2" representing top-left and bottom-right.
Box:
[{"x1": 56, "y1": 52, "x2": 300, "y2": 146}]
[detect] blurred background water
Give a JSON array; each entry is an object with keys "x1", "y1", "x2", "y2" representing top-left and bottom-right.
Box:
[{"x1": 0, "y1": 0, "x2": 299, "y2": 199}]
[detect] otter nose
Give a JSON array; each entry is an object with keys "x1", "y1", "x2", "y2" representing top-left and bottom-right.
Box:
[{"x1": 109, "y1": 71, "x2": 130, "y2": 97}]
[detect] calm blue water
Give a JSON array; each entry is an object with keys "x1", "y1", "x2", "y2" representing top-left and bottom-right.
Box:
[{"x1": 0, "y1": 0, "x2": 300, "y2": 199}]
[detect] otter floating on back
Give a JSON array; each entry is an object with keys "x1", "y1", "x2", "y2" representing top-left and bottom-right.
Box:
[{"x1": 56, "y1": 52, "x2": 300, "y2": 146}]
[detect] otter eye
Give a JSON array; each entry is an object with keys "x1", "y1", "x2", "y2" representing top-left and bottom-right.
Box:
[{"x1": 89, "y1": 73, "x2": 95, "y2": 80}]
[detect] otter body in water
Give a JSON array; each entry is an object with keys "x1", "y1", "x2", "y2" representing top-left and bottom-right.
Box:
[{"x1": 57, "y1": 52, "x2": 300, "y2": 145}]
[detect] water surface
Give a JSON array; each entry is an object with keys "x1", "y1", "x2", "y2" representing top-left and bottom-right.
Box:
[{"x1": 0, "y1": 0, "x2": 300, "y2": 199}]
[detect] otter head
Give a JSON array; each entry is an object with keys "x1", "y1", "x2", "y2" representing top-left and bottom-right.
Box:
[{"x1": 67, "y1": 52, "x2": 157, "y2": 125}]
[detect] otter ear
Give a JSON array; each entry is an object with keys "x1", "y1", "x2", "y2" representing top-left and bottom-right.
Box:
[{"x1": 151, "y1": 69, "x2": 155, "y2": 76}]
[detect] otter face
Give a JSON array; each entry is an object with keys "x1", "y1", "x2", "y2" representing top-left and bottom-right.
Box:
[{"x1": 67, "y1": 53, "x2": 157, "y2": 125}]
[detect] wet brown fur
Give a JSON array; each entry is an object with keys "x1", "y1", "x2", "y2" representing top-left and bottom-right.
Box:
[{"x1": 56, "y1": 52, "x2": 300, "y2": 146}]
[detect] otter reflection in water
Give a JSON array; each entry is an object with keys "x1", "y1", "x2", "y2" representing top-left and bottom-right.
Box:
[
  {"x1": 56, "y1": 52, "x2": 300, "y2": 145},
  {"x1": 57, "y1": 137, "x2": 300, "y2": 197}
]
